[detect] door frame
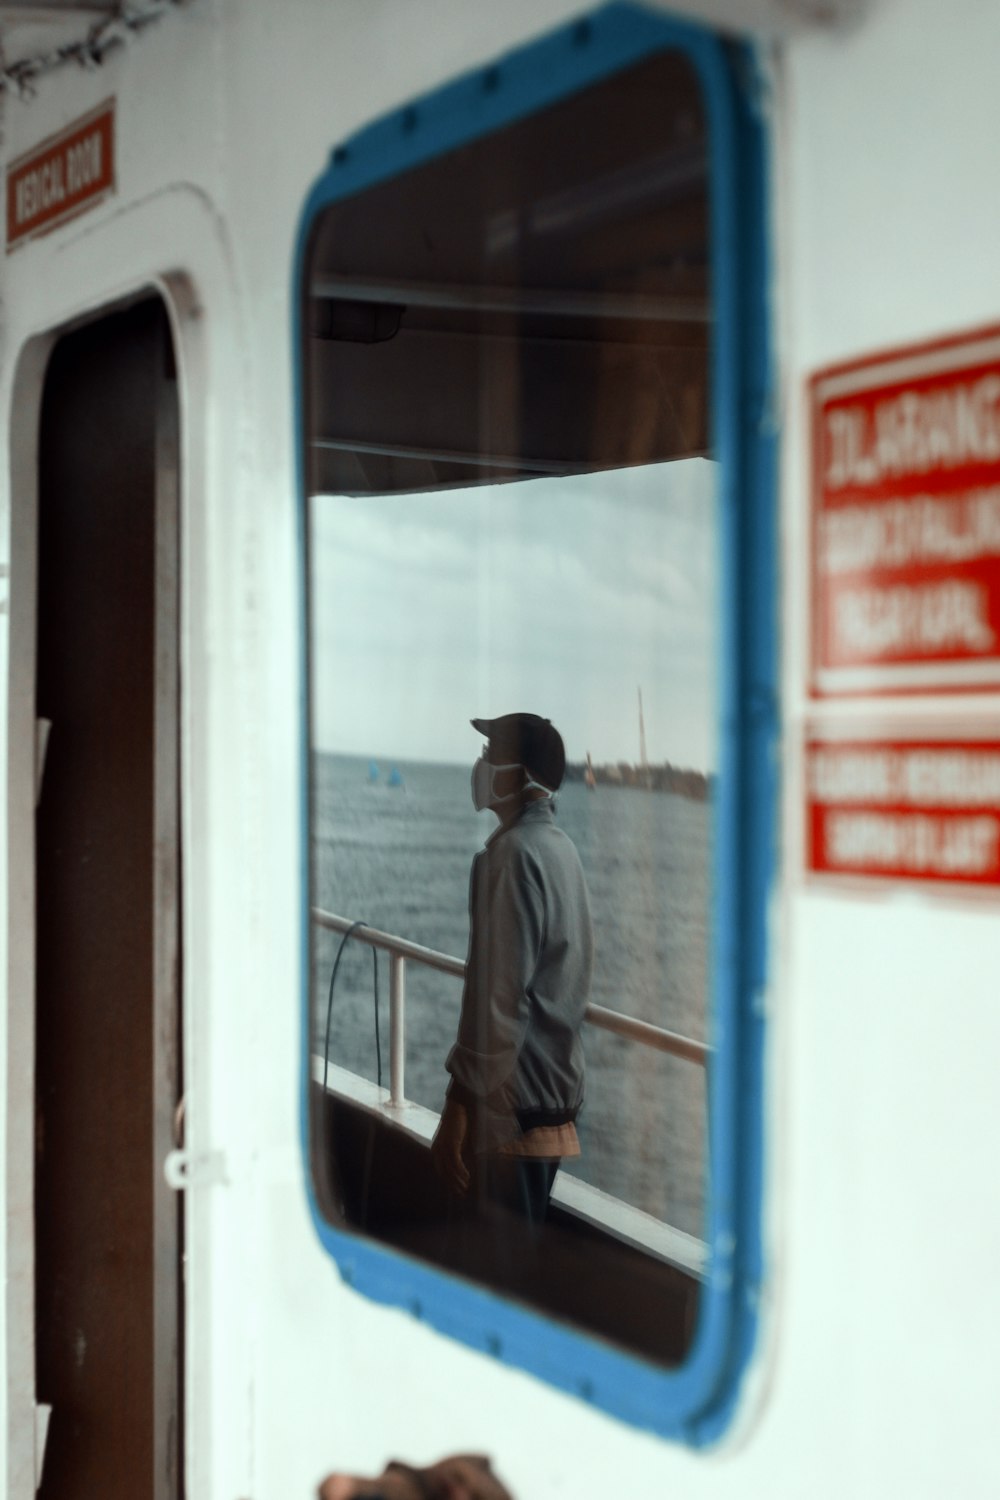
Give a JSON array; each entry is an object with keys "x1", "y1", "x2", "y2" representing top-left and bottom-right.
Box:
[{"x1": 6, "y1": 285, "x2": 185, "y2": 1500}]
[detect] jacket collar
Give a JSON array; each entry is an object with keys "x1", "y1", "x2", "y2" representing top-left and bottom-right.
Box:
[{"x1": 485, "y1": 794, "x2": 555, "y2": 845}]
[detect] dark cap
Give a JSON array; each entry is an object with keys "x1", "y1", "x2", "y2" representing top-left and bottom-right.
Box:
[{"x1": 471, "y1": 713, "x2": 566, "y2": 791}]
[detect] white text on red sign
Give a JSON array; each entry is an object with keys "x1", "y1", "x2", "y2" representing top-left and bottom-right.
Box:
[
  {"x1": 6, "y1": 101, "x2": 115, "y2": 251},
  {"x1": 806, "y1": 737, "x2": 1000, "y2": 887},
  {"x1": 810, "y1": 329, "x2": 1000, "y2": 694}
]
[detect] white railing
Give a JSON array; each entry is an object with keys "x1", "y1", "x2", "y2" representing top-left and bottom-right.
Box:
[{"x1": 312, "y1": 907, "x2": 710, "y2": 1109}]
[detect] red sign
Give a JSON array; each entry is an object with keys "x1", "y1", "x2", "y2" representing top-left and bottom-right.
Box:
[
  {"x1": 810, "y1": 326, "x2": 1000, "y2": 695},
  {"x1": 6, "y1": 100, "x2": 115, "y2": 251},
  {"x1": 805, "y1": 731, "x2": 1000, "y2": 890}
]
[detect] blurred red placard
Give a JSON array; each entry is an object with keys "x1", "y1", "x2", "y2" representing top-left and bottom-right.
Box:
[
  {"x1": 805, "y1": 732, "x2": 1000, "y2": 889},
  {"x1": 7, "y1": 100, "x2": 115, "y2": 250},
  {"x1": 810, "y1": 326, "x2": 1000, "y2": 695}
]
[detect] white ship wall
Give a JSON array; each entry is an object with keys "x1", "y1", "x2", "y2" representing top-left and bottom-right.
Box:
[
  {"x1": 0, "y1": 1, "x2": 996, "y2": 1496},
  {"x1": 777, "y1": 0, "x2": 1000, "y2": 1487}
]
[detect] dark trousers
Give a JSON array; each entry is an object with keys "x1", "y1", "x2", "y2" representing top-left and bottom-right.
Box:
[
  {"x1": 478, "y1": 1154, "x2": 559, "y2": 1232},
  {"x1": 444, "y1": 1155, "x2": 559, "y2": 1292}
]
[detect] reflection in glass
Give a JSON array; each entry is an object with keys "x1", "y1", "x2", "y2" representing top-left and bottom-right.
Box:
[
  {"x1": 311, "y1": 464, "x2": 714, "y2": 1236},
  {"x1": 303, "y1": 47, "x2": 714, "y2": 1365}
]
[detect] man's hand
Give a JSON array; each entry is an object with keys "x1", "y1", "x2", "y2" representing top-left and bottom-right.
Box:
[
  {"x1": 430, "y1": 1096, "x2": 471, "y2": 1195},
  {"x1": 318, "y1": 1454, "x2": 513, "y2": 1500}
]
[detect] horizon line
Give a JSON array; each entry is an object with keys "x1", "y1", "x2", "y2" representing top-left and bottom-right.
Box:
[{"x1": 311, "y1": 746, "x2": 714, "y2": 776}]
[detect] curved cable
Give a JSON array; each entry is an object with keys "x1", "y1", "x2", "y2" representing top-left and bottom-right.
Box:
[{"x1": 323, "y1": 920, "x2": 382, "y2": 1098}]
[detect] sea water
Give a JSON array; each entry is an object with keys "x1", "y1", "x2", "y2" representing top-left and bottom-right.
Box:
[{"x1": 311, "y1": 753, "x2": 709, "y2": 1237}]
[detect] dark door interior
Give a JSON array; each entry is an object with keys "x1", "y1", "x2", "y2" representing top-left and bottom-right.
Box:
[{"x1": 34, "y1": 298, "x2": 181, "y2": 1500}]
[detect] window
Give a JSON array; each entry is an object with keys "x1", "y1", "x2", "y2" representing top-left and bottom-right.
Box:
[{"x1": 297, "y1": 5, "x2": 773, "y2": 1441}]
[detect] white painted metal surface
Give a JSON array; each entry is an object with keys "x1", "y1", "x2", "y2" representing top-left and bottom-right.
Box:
[
  {"x1": 0, "y1": 0, "x2": 997, "y2": 1497},
  {"x1": 387, "y1": 952, "x2": 407, "y2": 1108},
  {"x1": 32, "y1": 1404, "x2": 49, "y2": 1491},
  {"x1": 0, "y1": 0, "x2": 182, "y2": 92}
]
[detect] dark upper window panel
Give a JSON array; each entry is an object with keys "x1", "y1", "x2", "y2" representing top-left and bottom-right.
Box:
[{"x1": 304, "y1": 50, "x2": 710, "y2": 497}]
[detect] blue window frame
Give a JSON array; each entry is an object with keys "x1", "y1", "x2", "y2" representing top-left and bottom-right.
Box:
[{"x1": 294, "y1": 1, "x2": 775, "y2": 1442}]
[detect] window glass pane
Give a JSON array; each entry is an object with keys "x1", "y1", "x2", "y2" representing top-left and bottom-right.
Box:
[{"x1": 305, "y1": 48, "x2": 715, "y2": 1366}]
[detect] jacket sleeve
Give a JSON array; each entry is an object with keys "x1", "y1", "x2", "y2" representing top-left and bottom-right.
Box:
[{"x1": 446, "y1": 843, "x2": 543, "y2": 1104}]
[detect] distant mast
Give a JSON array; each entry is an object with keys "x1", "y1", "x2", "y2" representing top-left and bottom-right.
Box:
[
  {"x1": 637, "y1": 687, "x2": 651, "y2": 789},
  {"x1": 584, "y1": 752, "x2": 596, "y2": 791}
]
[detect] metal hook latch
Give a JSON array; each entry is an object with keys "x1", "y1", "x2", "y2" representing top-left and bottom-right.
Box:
[{"x1": 164, "y1": 1148, "x2": 228, "y2": 1190}]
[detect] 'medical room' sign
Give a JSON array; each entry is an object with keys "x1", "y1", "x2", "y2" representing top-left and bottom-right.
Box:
[
  {"x1": 6, "y1": 100, "x2": 115, "y2": 251},
  {"x1": 810, "y1": 326, "x2": 1000, "y2": 695},
  {"x1": 806, "y1": 731, "x2": 1000, "y2": 890}
]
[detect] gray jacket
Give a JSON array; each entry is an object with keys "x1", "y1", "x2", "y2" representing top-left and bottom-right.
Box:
[{"x1": 446, "y1": 798, "x2": 594, "y2": 1151}]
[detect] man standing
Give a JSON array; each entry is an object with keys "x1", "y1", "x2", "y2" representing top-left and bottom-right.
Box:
[{"x1": 431, "y1": 714, "x2": 594, "y2": 1229}]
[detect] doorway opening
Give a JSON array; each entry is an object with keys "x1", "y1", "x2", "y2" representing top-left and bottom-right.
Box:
[{"x1": 32, "y1": 296, "x2": 183, "y2": 1500}]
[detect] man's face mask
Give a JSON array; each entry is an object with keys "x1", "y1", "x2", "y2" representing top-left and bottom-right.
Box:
[
  {"x1": 471, "y1": 756, "x2": 522, "y2": 812},
  {"x1": 471, "y1": 755, "x2": 551, "y2": 813}
]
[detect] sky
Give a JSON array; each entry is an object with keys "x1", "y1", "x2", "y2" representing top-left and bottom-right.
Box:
[{"x1": 309, "y1": 459, "x2": 718, "y2": 771}]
